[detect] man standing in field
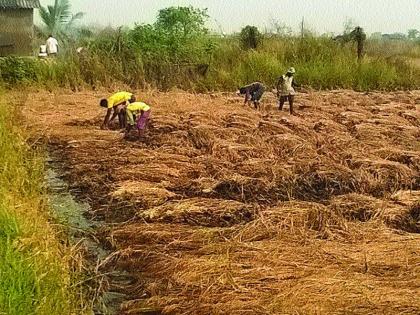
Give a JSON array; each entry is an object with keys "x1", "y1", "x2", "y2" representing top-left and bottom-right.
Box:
[
  {"x1": 46, "y1": 35, "x2": 59, "y2": 57},
  {"x1": 100, "y1": 91, "x2": 135, "y2": 129},
  {"x1": 237, "y1": 82, "x2": 265, "y2": 109},
  {"x1": 124, "y1": 100, "x2": 151, "y2": 140},
  {"x1": 277, "y1": 67, "x2": 297, "y2": 115}
]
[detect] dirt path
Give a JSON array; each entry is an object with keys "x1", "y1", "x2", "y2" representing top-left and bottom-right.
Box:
[{"x1": 25, "y1": 90, "x2": 420, "y2": 314}]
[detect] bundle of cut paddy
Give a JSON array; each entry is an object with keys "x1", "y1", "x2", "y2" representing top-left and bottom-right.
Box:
[
  {"x1": 352, "y1": 123, "x2": 389, "y2": 142},
  {"x1": 351, "y1": 158, "x2": 414, "y2": 195},
  {"x1": 257, "y1": 120, "x2": 293, "y2": 135},
  {"x1": 236, "y1": 201, "x2": 348, "y2": 241},
  {"x1": 373, "y1": 148, "x2": 420, "y2": 171},
  {"x1": 398, "y1": 110, "x2": 420, "y2": 127},
  {"x1": 140, "y1": 197, "x2": 256, "y2": 227},
  {"x1": 374, "y1": 202, "x2": 419, "y2": 233},
  {"x1": 312, "y1": 119, "x2": 348, "y2": 134},
  {"x1": 211, "y1": 173, "x2": 273, "y2": 202},
  {"x1": 223, "y1": 113, "x2": 260, "y2": 130},
  {"x1": 119, "y1": 162, "x2": 183, "y2": 184},
  {"x1": 383, "y1": 190, "x2": 420, "y2": 232},
  {"x1": 187, "y1": 126, "x2": 216, "y2": 152},
  {"x1": 211, "y1": 140, "x2": 260, "y2": 163},
  {"x1": 110, "y1": 180, "x2": 177, "y2": 208},
  {"x1": 334, "y1": 110, "x2": 370, "y2": 126},
  {"x1": 150, "y1": 113, "x2": 183, "y2": 132},
  {"x1": 66, "y1": 115, "x2": 102, "y2": 127},
  {"x1": 293, "y1": 160, "x2": 357, "y2": 200},
  {"x1": 329, "y1": 193, "x2": 387, "y2": 222},
  {"x1": 184, "y1": 111, "x2": 221, "y2": 127},
  {"x1": 265, "y1": 133, "x2": 314, "y2": 158}
]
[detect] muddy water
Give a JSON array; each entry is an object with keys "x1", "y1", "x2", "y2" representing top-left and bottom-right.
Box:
[{"x1": 46, "y1": 158, "x2": 127, "y2": 315}]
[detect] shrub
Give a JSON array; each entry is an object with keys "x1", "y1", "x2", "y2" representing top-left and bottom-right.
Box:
[{"x1": 240, "y1": 25, "x2": 263, "y2": 50}]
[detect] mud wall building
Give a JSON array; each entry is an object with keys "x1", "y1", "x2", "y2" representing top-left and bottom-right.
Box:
[{"x1": 0, "y1": 0, "x2": 40, "y2": 56}]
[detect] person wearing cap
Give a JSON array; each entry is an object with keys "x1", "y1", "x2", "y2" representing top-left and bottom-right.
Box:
[
  {"x1": 100, "y1": 91, "x2": 136, "y2": 129},
  {"x1": 277, "y1": 67, "x2": 297, "y2": 115},
  {"x1": 236, "y1": 82, "x2": 265, "y2": 109}
]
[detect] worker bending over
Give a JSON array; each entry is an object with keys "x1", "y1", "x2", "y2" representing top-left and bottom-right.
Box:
[
  {"x1": 125, "y1": 100, "x2": 151, "y2": 140},
  {"x1": 100, "y1": 91, "x2": 135, "y2": 129},
  {"x1": 237, "y1": 82, "x2": 265, "y2": 109}
]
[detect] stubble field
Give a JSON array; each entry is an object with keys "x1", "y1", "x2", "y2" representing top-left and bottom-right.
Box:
[{"x1": 25, "y1": 89, "x2": 420, "y2": 314}]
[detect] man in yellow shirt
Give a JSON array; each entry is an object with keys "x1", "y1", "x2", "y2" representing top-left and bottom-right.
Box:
[
  {"x1": 100, "y1": 91, "x2": 135, "y2": 129},
  {"x1": 124, "y1": 101, "x2": 151, "y2": 140}
]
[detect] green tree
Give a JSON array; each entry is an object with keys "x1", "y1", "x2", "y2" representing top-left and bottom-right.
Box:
[
  {"x1": 39, "y1": 0, "x2": 84, "y2": 34},
  {"x1": 155, "y1": 6, "x2": 209, "y2": 39},
  {"x1": 408, "y1": 29, "x2": 419, "y2": 41},
  {"x1": 130, "y1": 6, "x2": 212, "y2": 62},
  {"x1": 240, "y1": 25, "x2": 263, "y2": 50}
]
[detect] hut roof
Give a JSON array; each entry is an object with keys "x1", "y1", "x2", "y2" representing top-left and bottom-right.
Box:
[{"x1": 0, "y1": 0, "x2": 40, "y2": 9}]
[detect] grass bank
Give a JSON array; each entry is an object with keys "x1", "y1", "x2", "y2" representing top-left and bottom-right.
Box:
[
  {"x1": 0, "y1": 96, "x2": 82, "y2": 314},
  {"x1": 1, "y1": 36, "x2": 419, "y2": 92}
]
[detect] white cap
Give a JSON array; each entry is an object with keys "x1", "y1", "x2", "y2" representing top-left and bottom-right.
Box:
[{"x1": 287, "y1": 67, "x2": 296, "y2": 74}]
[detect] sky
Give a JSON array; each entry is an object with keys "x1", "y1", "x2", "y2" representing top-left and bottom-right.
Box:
[{"x1": 37, "y1": 0, "x2": 420, "y2": 35}]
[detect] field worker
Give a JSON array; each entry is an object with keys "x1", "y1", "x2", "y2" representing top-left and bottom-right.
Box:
[
  {"x1": 277, "y1": 67, "x2": 297, "y2": 115},
  {"x1": 100, "y1": 91, "x2": 136, "y2": 129},
  {"x1": 46, "y1": 35, "x2": 59, "y2": 57},
  {"x1": 124, "y1": 101, "x2": 151, "y2": 140},
  {"x1": 236, "y1": 82, "x2": 265, "y2": 109}
]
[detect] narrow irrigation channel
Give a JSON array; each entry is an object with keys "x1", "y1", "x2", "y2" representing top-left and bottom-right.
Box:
[{"x1": 46, "y1": 156, "x2": 128, "y2": 315}]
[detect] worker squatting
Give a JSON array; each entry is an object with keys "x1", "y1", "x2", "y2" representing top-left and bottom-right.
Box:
[{"x1": 100, "y1": 67, "x2": 297, "y2": 140}]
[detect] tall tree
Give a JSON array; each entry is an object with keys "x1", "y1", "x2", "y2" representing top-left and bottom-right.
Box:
[
  {"x1": 39, "y1": 0, "x2": 84, "y2": 34},
  {"x1": 408, "y1": 29, "x2": 419, "y2": 41},
  {"x1": 155, "y1": 6, "x2": 209, "y2": 39}
]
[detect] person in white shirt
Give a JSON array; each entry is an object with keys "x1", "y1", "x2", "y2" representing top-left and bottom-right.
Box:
[
  {"x1": 277, "y1": 67, "x2": 298, "y2": 115},
  {"x1": 46, "y1": 35, "x2": 59, "y2": 56}
]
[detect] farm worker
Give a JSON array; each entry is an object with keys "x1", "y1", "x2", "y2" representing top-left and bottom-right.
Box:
[
  {"x1": 236, "y1": 82, "x2": 265, "y2": 109},
  {"x1": 100, "y1": 91, "x2": 136, "y2": 129},
  {"x1": 277, "y1": 67, "x2": 297, "y2": 115},
  {"x1": 124, "y1": 101, "x2": 151, "y2": 140},
  {"x1": 46, "y1": 35, "x2": 59, "y2": 57}
]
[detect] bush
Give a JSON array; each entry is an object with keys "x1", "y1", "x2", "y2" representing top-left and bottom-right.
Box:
[
  {"x1": 0, "y1": 57, "x2": 39, "y2": 86},
  {"x1": 240, "y1": 25, "x2": 263, "y2": 50}
]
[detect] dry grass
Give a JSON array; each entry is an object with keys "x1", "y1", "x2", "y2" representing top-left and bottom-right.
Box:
[{"x1": 24, "y1": 89, "x2": 420, "y2": 314}]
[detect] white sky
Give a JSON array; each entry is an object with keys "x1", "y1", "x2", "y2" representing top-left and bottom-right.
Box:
[{"x1": 37, "y1": 0, "x2": 420, "y2": 35}]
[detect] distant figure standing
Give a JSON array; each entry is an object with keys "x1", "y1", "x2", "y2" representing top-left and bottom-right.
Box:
[
  {"x1": 46, "y1": 35, "x2": 58, "y2": 57},
  {"x1": 237, "y1": 82, "x2": 265, "y2": 109},
  {"x1": 277, "y1": 67, "x2": 297, "y2": 115}
]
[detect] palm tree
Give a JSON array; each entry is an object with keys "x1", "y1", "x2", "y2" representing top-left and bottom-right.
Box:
[{"x1": 39, "y1": 0, "x2": 84, "y2": 34}]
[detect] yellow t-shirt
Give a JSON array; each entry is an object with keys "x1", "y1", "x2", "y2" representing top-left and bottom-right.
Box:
[
  {"x1": 126, "y1": 102, "x2": 151, "y2": 125},
  {"x1": 107, "y1": 91, "x2": 133, "y2": 109},
  {"x1": 127, "y1": 102, "x2": 150, "y2": 112}
]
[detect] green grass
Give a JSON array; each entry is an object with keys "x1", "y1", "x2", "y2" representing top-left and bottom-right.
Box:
[
  {"x1": 0, "y1": 98, "x2": 80, "y2": 314},
  {"x1": 1, "y1": 35, "x2": 419, "y2": 91}
]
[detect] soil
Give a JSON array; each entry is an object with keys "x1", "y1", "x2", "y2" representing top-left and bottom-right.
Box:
[{"x1": 24, "y1": 89, "x2": 420, "y2": 314}]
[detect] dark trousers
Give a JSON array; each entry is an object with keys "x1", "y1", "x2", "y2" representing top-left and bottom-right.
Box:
[{"x1": 279, "y1": 95, "x2": 295, "y2": 114}]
